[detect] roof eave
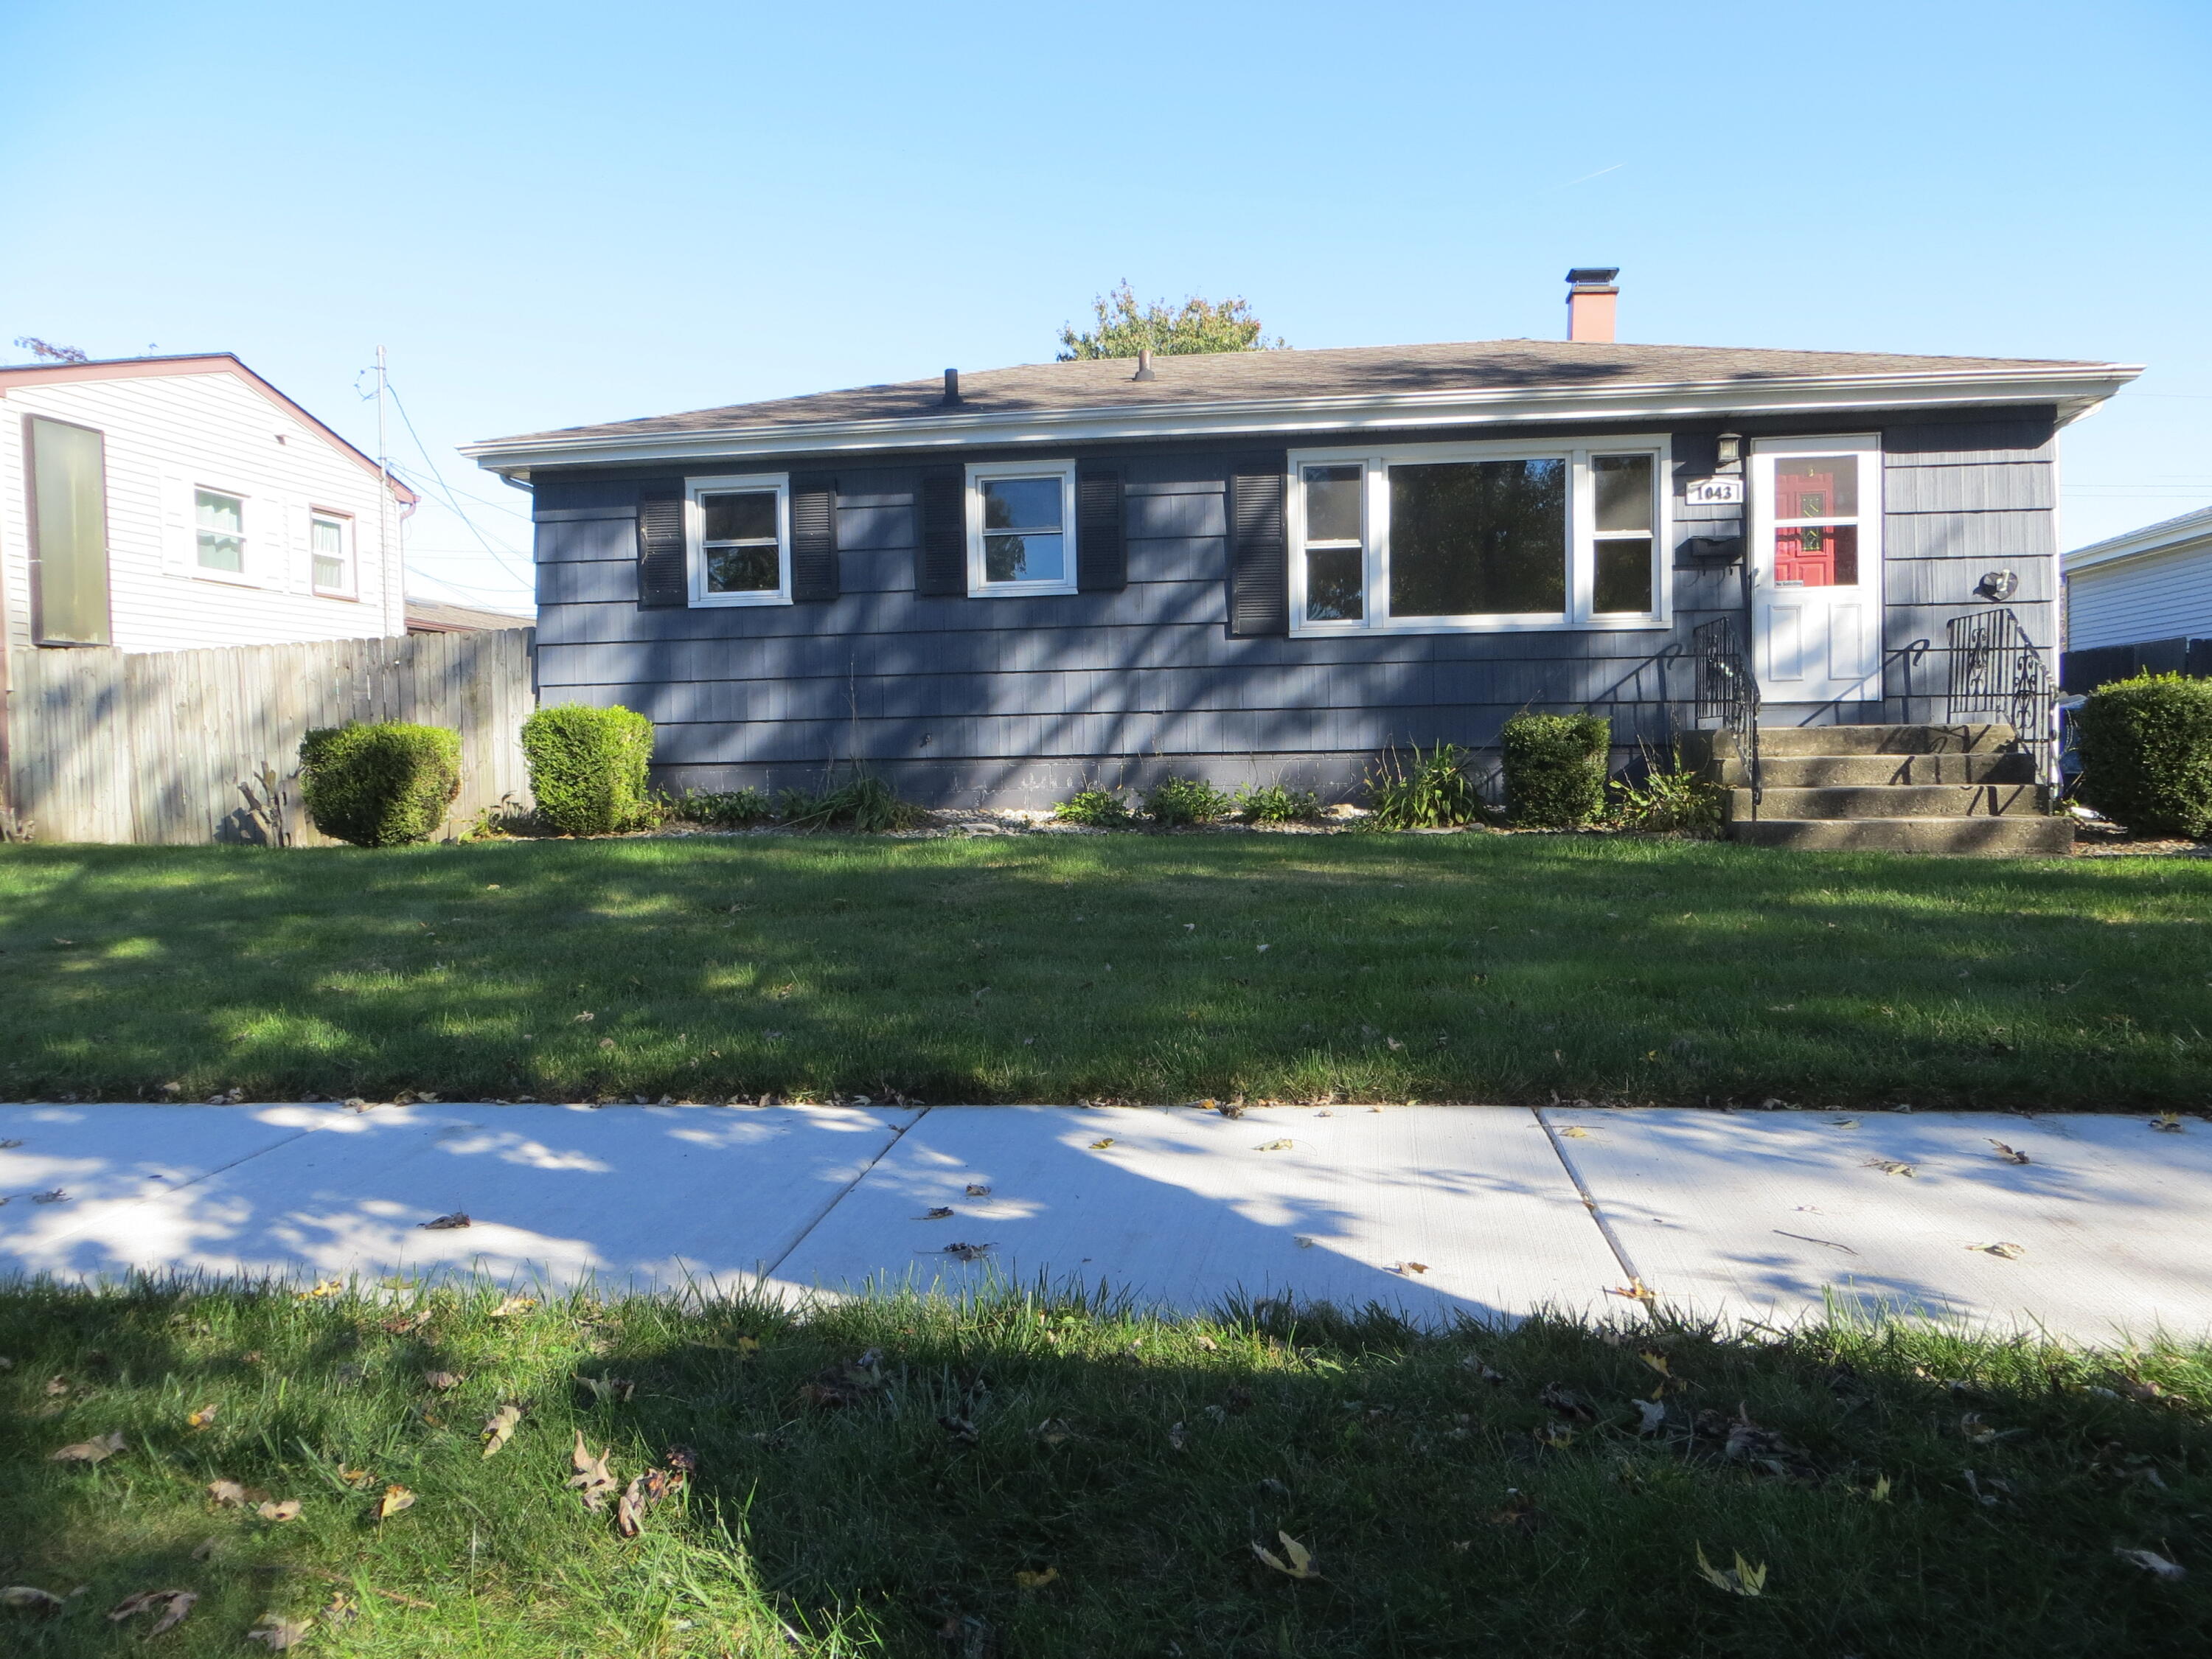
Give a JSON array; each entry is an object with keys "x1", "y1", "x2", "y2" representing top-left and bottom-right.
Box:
[{"x1": 463, "y1": 363, "x2": 2141, "y2": 475}]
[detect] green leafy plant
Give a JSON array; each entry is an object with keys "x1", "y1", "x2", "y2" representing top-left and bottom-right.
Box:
[
  {"x1": 664, "y1": 787, "x2": 775, "y2": 828},
  {"x1": 777, "y1": 771, "x2": 929, "y2": 832},
  {"x1": 1363, "y1": 742, "x2": 1494, "y2": 830},
  {"x1": 521, "y1": 703, "x2": 658, "y2": 837},
  {"x1": 1144, "y1": 776, "x2": 1235, "y2": 827},
  {"x1": 2073, "y1": 672, "x2": 2212, "y2": 840},
  {"x1": 1234, "y1": 783, "x2": 1321, "y2": 824},
  {"x1": 296, "y1": 721, "x2": 462, "y2": 847},
  {"x1": 1609, "y1": 748, "x2": 1725, "y2": 837},
  {"x1": 1500, "y1": 713, "x2": 1613, "y2": 829},
  {"x1": 1057, "y1": 280, "x2": 1284, "y2": 360},
  {"x1": 1055, "y1": 788, "x2": 1134, "y2": 827}
]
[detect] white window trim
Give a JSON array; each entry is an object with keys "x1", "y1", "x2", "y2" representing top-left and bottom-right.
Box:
[
  {"x1": 1287, "y1": 434, "x2": 1673, "y2": 636},
  {"x1": 686, "y1": 473, "x2": 792, "y2": 607},
  {"x1": 965, "y1": 458, "x2": 1079, "y2": 597},
  {"x1": 192, "y1": 484, "x2": 260, "y2": 588},
  {"x1": 309, "y1": 508, "x2": 358, "y2": 599}
]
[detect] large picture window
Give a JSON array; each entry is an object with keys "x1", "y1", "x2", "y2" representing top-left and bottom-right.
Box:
[
  {"x1": 966, "y1": 459, "x2": 1078, "y2": 596},
  {"x1": 1289, "y1": 438, "x2": 1669, "y2": 633},
  {"x1": 686, "y1": 473, "x2": 790, "y2": 606},
  {"x1": 23, "y1": 414, "x2": 111, "y2": 645}
]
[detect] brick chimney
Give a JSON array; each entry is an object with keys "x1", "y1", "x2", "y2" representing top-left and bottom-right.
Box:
[{"x1": 1565, "y1": 267, "x2": 1619, "y2": 343}]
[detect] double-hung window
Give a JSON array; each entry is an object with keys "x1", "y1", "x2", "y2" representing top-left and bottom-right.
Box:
[
  {"x1": 687, "y1": 474, "x2": 790, "y2": 605},
  {"x1": 1288, "y1": 438, "x2": 1669, "y2": 634},
  {"x1": 966, "y1": 460, "x2": 1077, "y2": 595},
  {"x1": 310, "y1": 511, "x2": 354, "y2": 595},
  {"x1": 195, "y1": 488, "x2": 248, "y2": 574}
]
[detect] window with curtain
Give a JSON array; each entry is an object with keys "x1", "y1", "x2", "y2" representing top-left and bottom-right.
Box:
[{"x1": 24, "y1": 415, "x2": 111, "y2": 645}]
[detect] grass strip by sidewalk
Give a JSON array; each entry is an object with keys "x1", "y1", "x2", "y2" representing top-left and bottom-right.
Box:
[
  {"x1": 2, "y1": 834, "x2": 2210, "y2": 1109},
  {"x1": 1, "y1": 1281, "x2": 2206, "y2": 1657}
]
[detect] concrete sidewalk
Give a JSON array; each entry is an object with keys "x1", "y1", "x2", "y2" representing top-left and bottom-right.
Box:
[{"x1": 1, "y1": 1101, "x2": 2205, "y2": 1345}]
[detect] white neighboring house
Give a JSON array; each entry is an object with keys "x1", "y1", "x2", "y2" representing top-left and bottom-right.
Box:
[
  {"x1": 0, "y1": 352, "x2": 415, "y2": 655},
  {"x1": 2063, "y1": 504, "x2": 2212, "y2": 685}
]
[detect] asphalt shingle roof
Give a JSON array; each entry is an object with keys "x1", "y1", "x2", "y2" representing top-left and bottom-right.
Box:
[{"x1": 485, "y1": 338, "x2": 2104, "y2": 445}]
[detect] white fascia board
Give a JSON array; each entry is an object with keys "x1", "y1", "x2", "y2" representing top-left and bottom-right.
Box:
[
  {"x1": 2064, "y1": 507, "x2": 2212, "y2": 574},
  {"x1": 463, "y1": 364, "x2": 2143, "y2": 476}
]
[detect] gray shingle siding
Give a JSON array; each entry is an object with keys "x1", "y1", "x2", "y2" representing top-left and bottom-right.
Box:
[{"x1": 527, "y1": 409, "x2": 2061, "y2": 804}]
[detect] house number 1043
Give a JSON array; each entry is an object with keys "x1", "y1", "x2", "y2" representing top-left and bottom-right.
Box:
[{"x1": 1685, "y1": 477, "x2": 1745, "y2": 506}]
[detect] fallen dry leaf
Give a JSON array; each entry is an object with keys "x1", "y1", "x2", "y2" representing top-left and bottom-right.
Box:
[
  {"x1": 1868, "y1": 1475, "x2": 1893, "y2": 1503},
  {"x1": 1970, "y1": 1242, "x2": 2027, "y2": 1259},
  {"x1": 1032, "y1": 1418, "x2": 1074, "y2": 1446},
  {"x1": 1012, "y1": 1567, "x2": 1059, "y2": 1590},
  {"x1": 1391, "y1": 1261, "x2": 1430, "y2": 1276},
  {"x1": 1, "y1": 1585, "x2": 64, "y2": 1615},
  {"x1": 207, "y1": 1480, "x2": 258, "y2": 1508},
  {"x1": 50, "y1": 1431, "x2": 126, "y2": 1464},
  {"x1": 381, "y1": 1310, "x2": 431, "y2": 1337},
  {"x1": 1607, "y1": 1279, "x2": 1658, "y2": 1304},
  {"x1": 919, "y1": 1206, "x2": 956, "y2": 1220},
  {"x1": 1828, "y1": 1117, "x2": 1861, "y2": 1129},
  {"x1": 1989, "y1": 1140, "x2": 2031, "y2": 1165},
  {"x1": 29, "y1": 1188, "x2": 68, "y2": 1204},
  {"x1": 1167, "y1": 1422, "x2": 1189, "y2": 1451},
  {"x1": 488, "y1": 1295, "x2": 536, "y2": 1318},
  {"x1": 481, "y1": 1404, "x2": 523, "y2": 1458},
  {"x1": 420, "y1": 1212, "x2": 472, "y2": 1230},
  {"x1": 1252, "y1": 1531, "x2": 1322, "y2": 1581},
  {"x1": 422, "y1": 1370, "x2": 462, "y2": 1391},
  {"x1": 1194, "y1": 1334, "x2": 1219, "y2": 1352},
  {"x1": 186, "y1": 1402, "x2": 218, "y2": 1431},
  {"x1": 2149, "y1": 1113, "x2": 2183, "y2": 1133},
  {"x1": 257, "y1": 1499, "x2": 302, "y2": 1523},
  {"x1": 566, "y1": 1431, "x2": 617, "y2": 1512},
  {"x1": 298, "y1": 1277, "x2": 343, "y2": 1299},
  {"x1": 1088, "y1": 1138, "x2": 1115, "y2": 1150},
  {"x1": 1632, "y1": 1399, "x2": 1667, "y2": 1435},
  {"x1": 246, "y1": 1614, "x2": 314, "y2": 1649},
  {"x1": 964, "y1": 1183, "x2": 992, "y2": 1197},
  {"x1": 189, "y1": 1537, "x2": 221, "y2": 1562},
  {"x1": 1293, "y1": 1235, "x2": 1317, "y2": 1249},
  {"x1": 1863, "y1": 1158, "x2": 1916, "y2": 1177},
  {"x1": 1256, "y1": 1138, "x2": 1295, "y2": 1152},
  {"x1": 375, "y1": 1484, "x2": 416, "y2": 1521},
  {"x1": 108, "y1": 1588, "x2": 198, "y2": 1635},
  {"x1": 577, "y1": 1374, "x2": 636, "y2": 1405},
  {"x1": 2113, "y1": 1545, "x2": 2186, "y2": 1581},
  {"x1": 936, "y1": 1241, "x2": 994, "y2": 1262},
  {"x1": 1559, "y1": 1125, "x2": 1590, "y2": 1138},
  {"x1": 614, "y1": 1460, "x2": 687, "y2": 1539},
  {"x1": 1694, "y1": 1544, "x2": 1767, "y2": 1597}
]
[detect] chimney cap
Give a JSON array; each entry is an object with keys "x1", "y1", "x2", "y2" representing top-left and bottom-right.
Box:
[{"x1": 1566, "y1": 266, "x2": 1620, "y2": 288}]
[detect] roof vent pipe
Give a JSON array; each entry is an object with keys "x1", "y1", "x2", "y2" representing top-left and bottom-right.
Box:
[
  {"x1": 1132, "y1": 347, "x2": 1157, "y2": 382},
  {"x1": 941, "y1": 367, "x2": 961, "y2": 406},
  {"x1": 1565, "y1": 267, "x2": 1620, "y2": 344}
]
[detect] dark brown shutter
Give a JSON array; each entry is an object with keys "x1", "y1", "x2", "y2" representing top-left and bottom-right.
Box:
[
  {"x1": 636, "y1": 480, "x2": 686, "y2": 608},
  {"x1": 1076, "y1": 465, "x2": 1126, "y2": 592},
  {"x1": 1227, "y1": 453, "x2": 1289, "y2": 637},
  {"x1": 915, "y1": 465, "x2": 966, "y2": 597},
  {"x1": 790, "y1": 472, "x2": 839, "y2": 602}
]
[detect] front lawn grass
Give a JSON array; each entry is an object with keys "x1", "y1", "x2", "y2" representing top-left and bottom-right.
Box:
[
  {"x1": 1, "y1": 834, "x2": 2208, "y2": 1108},
  {"x1": 1, "y1": 1281, "x2": 2205, "y2": 1658}
]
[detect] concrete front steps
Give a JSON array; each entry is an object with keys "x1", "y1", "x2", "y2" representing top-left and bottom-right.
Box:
[{"x1": 1706, "y1": 724, "x2": 2073, "y2": 855}]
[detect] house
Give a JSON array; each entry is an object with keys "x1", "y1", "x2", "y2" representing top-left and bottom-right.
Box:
[
  {"x1": 1, "y1": 353, "x2": 415, "y2": 656},
  {"x1": 406, "y1": 597, "x2": 535, "y2": 635},
  {"x1": 465, "y1": 273, "x2": 2139, "y2": 852},
  {"x1": 2062, "y1": 505, "x2": 2212, "y2": 691}
]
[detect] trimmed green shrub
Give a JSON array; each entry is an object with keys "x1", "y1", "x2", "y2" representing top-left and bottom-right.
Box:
[
  {"x1": 777, "y1": 771, "x2": 929, "y2": 832},
  {"x1": 1235, "y1": 783, "x2": 1321, "y2": 824},
  {"x1": 1055, "y1": 788, "x2": 1133, "y2": 827},
  {"x1": 521, "y1": 703, "x2": 656, "y2": 836},
  {"x1": 1144, "y1": 776, "x2": 1234, "y2": 827},
  {"x1": 297, "y1": 721, "x2": 462, "y2": 847},
  {"x1": 664, "y1": 787, "x2": 773, "y2": 827},
  {"x1": 1609, "y1": 747, "x2": 1724, "y2": 837},
  {"x1": 1363, "y1": 742, "x2": 1493, "y2": 830},
  {"x1": 1500, "y1": 712, "x2": 1613, "y2": 828},
  {"x1": 2074, "y1": 672, "x2": 2212, "y2": 840}
]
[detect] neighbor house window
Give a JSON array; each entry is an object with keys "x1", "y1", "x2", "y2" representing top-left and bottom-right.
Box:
[
  {"x1": 310, "y1": 512, "x2": 353, "y2": 594},
  {"x1": 966, "y1": 460, "x2": 1077, "y2": 595},
  {"x1": 23, "y1": 414, "x2": 111, "y2": 645},
  {"x1": 687, "y1": 473, "x2": 790, "y2": 605},
  {"x1": 195, "y1": 489, "x2": 247, "y2": 573},
  {"x1": 1289, "y1": 438, "x2": 1669, "y2": 633}
]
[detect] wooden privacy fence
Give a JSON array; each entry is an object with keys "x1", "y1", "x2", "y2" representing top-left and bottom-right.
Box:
[{"x1": 4, "y1": 628, "x2": 536, "y2": 846}]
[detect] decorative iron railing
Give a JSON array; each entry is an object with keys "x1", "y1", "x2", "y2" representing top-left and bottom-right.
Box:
[
  {"x1": 1944, "y1": 607, "x2": 2059, "y2": 799},
  {"x1": 1693, "y1": 616, "x2": 1761, "y2": 807}
]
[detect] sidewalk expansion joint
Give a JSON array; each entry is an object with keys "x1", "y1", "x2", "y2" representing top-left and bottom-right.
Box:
[
  {"x1": 1530, "y1": 1105, "x2": 1648, "y2": 1299},
  {"x1": 759, "y1": 1107, "x2": 930, "y2": 1280}
]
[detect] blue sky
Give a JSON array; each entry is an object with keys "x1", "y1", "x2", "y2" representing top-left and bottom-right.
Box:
[{"x1": 4, "y1": 0, "x2": 2207, "y2": 612}]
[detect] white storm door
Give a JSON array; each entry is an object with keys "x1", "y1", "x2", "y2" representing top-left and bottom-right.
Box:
[{"x1": 1750, "y1": 435, "x2": 1882, "y2": 703}]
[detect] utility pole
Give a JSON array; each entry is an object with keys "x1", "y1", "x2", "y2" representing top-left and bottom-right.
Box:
[{"x1": 374, "y1": 345, "x2": 393, "y2": 633}]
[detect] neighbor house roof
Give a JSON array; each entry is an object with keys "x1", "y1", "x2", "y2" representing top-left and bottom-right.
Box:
[
  {"x1": 466, "y1": 338, "x2": 2141, "y2": 475},
  {"x1": 2065, "y1": 503, "x2": 2212, "y2": 575},
  {"x1": 404, "y1": 597, "x2": 535, "y2": 633},
  {"x1": 0, "y1": 353, "x2": 419, "y2": 505}
]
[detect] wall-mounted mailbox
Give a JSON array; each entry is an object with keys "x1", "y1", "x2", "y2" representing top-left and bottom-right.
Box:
[{"x1": 1683, "y1": 534, "x2": 1745, "y2": 563}]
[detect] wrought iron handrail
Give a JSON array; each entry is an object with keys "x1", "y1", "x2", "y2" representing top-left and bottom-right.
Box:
[
  {"x1": 1693, "y1": 616, "x2": 1762, "y2": 807},
  {"x1": 1944, "y1": 608, "x2": 2059, "y2": 801}
]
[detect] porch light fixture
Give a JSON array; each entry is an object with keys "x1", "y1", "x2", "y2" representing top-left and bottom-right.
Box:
[{"x1": 1715, "y1": 431, "x2": 1742, "y2": 473}]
